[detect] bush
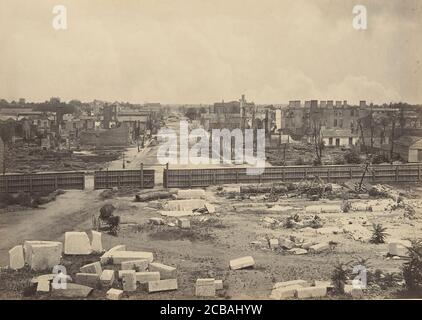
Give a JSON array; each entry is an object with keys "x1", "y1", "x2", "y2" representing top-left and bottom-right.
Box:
[
  {"x1": 344, "y1": 149, "x2": 361, "y2": 164},
  {"x1": 370, "y1": 223, "x2": 389, "y2": 244},
  {"x1": 402, "y1": 239, "x2": 422, "y2": 294},
  {"x1": 331, "y1": 261, "x2": 351, "y2": 294}
]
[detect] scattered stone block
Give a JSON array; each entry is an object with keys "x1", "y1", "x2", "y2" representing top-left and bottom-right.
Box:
[
  {"x1": 111, "y1": 251, "x2": 154, "y2": 264},
  {"x1": 64, "y1": 232, "x2": 92, "y2": 255},
  {"x1": 121, "y1": 259, "x2": 149, "y2": 271},
  {"x1": 107, "y1": 288, "x2": 124, "y2": 300},
  {"x1": 278, "y1": 237, "x2": 295, "y2": 250},
  {"x1": 149, "y1": 218, "x2": 165, "y2": 225},
  {"x1": 344, "y1": 284, "x2": 364, "y2": 298},
  {"x1": 122, "y1": 271, "x2": 137, "y2": 292},
  {"x1": 215, "y1": 280, "x2": 223, "y2": 290},
  {"x1": 135, "y1": 272, "x2": 160, "y2": 283},
  {"x1": 80, "y1": 261, "x2": 102, "y2": 275},
  {"x1": 229, "y1": 256, "x2": 255, "y2": 270},
  {"x1": 177, "y1": 189, "x2": 206, "y2": 199},
  {"x1": 75, "y1": 273, "x2": 100, "y2": 287},
  {"x1": 100, "y1": 245, "x2": 126, "y2": 264},
  {"x1": 178, "y1": 218, "x2": 191, "y2": 229},
  {"x1": 30, "y1": 244, "x2": 62, "y2": 271},
  {"x1": 273, "y1": 280, "x2": 309, "y2": 290},
  {"x1": 165, "y1": 199, "x2": 205, "y2": 211},
  {"x1": 288, "y1": 248, "x2": 308, "y2": 255},
  {"x1": 204, "y1": 203, "x2": 216, "y2": 214},
  {"x1": 149, "y1": 263, "x2": 177, "y2": 279},
  {"x1": 23, "y1": 241, "x2": 63, "y2": 265},
  {"x1": 308, "y1": 243, "x2": 330, "y2": 254},
  {"x1": 31, "y1": 274, "x2": 72, "y2": 284},
  {"x1": 301, "y1": 242, "x2": 315, "y2": 249},
  {"x1": 270, "y1": 284, "x2": 303, "y2": 299},
  {"x1": 195, "y1": 278, "x2": 216, "y2": 297},
  {"x1": 388, "y1": 240, "x2": 411, "y2": 257},
  {"x1": 269, "y1": 239, "x2": 279, "y2": 249},
  {"x1": 295, "y1": 286, "x2": 327, "y2": 299},
  {"x1": 37, "y1": 280, "x2": 50, "y2": 293},
  {"x1": 51, "y1": 283, "x2": 93, "y2": 298},
  {"x1": 147, "y1": 279, "x2": 178, "y2": 293},
  {"x1": 313, "y1": 280, "x2": 333, "y2": 288},
  {"x1": 316, "y1": 227, "x2": 343, "y2": 235},
  {"x1": 91, "y1": 231, "x2": 103, "y2": 253},
  {"x1": 9, "y1": 245, "x2": 25, "y2": 270},
  {"x1": 100, "y1": 270, "x2": 115, "y2": 286}
]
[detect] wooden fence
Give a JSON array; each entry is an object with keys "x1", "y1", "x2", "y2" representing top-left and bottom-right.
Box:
[
  {"x1": 94, "y1": 167, "x2": 155, "y2": 190},
  {"x1": 0, "y1": 171, "x2": 85, "y2": 193},
  {"x1": 163, "y1": 163, "x2": 422, "y2": 188}
]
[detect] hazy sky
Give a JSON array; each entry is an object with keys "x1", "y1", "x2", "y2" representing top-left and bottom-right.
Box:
[{"x1": 0, "y1": 0, "x2": 421, "y2": 104}]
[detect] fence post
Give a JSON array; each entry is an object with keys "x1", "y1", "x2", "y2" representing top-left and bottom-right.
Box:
[
  {"x1": 419, "y1": 165, "x2": 421, "y2": 181},
  {"x1": 29, "y1": 175, "x2": 33, "y2": 192},
  {"x1": 140, "y1": 163, "x2": 144, "y2": 189},
  {"x1": 304, "y1": 168, "x2": 308, "y2": 180},
  {"x1": 165, "y1": 163, "x2": 169, "y2": 189},
  {"x1": 350, "y1": 167, "x2": 353, "y2": 179},
  {"x1": 106, "y1": 168, "x2": 109, "y2": 189},
  {"x1": 395, "y1": 165, "x2": 399, "y2": 182},
  {"x1": 213, "y1": 171, "x2": 216, "y2": 185},
  {"x1": 5, "y1": 176, "x2": 8, "y2": 193},
  {"x1": 189, "y1": 170, "x2": 192, "y2": 188},
  {"x1": 236, "y1": 170, "x2": 239, "y2": 184},
  {"x1": 55, "y1": 175, "x2": 58, "y2": 190},
  {"x1": 327, "y1": 168, "x2": 330, "y2": 183}
]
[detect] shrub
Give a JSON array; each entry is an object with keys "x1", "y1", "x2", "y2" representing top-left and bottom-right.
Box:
[
  {"x1": 402, "y1": 239, "x2": 422, "y2": 294},
  {"x1": 331, "y1": 261, "x2": 351, "y2": 294},
  {"x1": 344, "y1": 149, "x2": 361, "y2": 164},
  {"x1": 370, "y1": 223, "x2": 389, "y2": 244}
]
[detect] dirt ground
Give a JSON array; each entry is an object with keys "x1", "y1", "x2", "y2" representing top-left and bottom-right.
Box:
[{"x1": 1, "y1": 181, "x2": 421, "y2": 300}]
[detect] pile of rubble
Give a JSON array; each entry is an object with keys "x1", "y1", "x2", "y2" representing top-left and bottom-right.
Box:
[{"x1": 269, "y1": 279, "x2": 364, "y2": 299}]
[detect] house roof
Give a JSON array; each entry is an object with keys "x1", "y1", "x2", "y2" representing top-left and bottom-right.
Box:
[{"x1": 395, "y1": 135, "x2": 422, "y2": 148}]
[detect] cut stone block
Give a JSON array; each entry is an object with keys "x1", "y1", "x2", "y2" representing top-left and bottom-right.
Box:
[
  {"x1": 229, "y1": 256, "x2": 255, "y2": 270},
  {"x1": 269, "y1": 239, "x2": 279, "y2": 249},
  {"x1": 136, "y1": 271, "x2": 160, "y2": 283},
  {"x1": 37, "y1": 280, "x2": 50, "y2": 293},
  {"x1": 177, "y1": 189, "x2": 205, "y2": 199},
  {"x1": 308, "y1": 243, "x2": 330, "y2": 254},
  {"x1": 121, "y1": 259, "x2": 149, "y2": 271},
  {"x1": 204, "y1": 203, "x2": 216, "y2": 214},
  {"x1": 178, "y1": 218, "x2": 191, "y2": 229},
  {"x1": 149, "y1": 263, "x2": 177, "y2": 279},
  {"x1": 122, "y1": 271, "x2": 137, "y2": 292},
  {"x1": 148, "y1": 279, "x2": 178, "y2": 293},
  {"x1": 100, "y1": 245, "x2": 126, "y2": 264},
  {"x1": 51, "y1": 283, "x2": 93, "y2": 298},
  {"x1": 195, "y1": 278, "x2": 215, "y2": 297},
  {"x1": 344, "y1": 284, "x2": 364, "y2": 298},
  {"x1": 273, "y1": 280, "x2": 309, "y2": 290},
  {"x1": 149, "y1": 217, "x2": 165, "y2": 225},
  {"x1": 91, "y1": 231, "x2": 103, "y2": 253},
  {"x1": 118, "y1": 270, "x2": 137, "y2": 279},
  {"x1": 288, "y1": 248, "x2": 308, "y2": 255},
  {"x1": 100, "y1": 270, "x2": 115, "y2": 286},
  {"x1": 111, "y1": 251, "x2": 154, "y2": 264},
  {"x1": 301, "y1": 242, "x2": 315, "y2": 250},
  {"x1": 270, "y1": 284, "x2": 303, "y2": 299},
  {"x1": 9, "y1": 245, "x2": 25, "y2": 270},
  {"x1": 388, "y1": 240, "x2": 411, "y2": 257},
  {"x1": 165, "y1": 199, "x2": 205, "y2": 211},
  {"x1": 31, "y1": 273, "x2": 72, "y2": 284},
  {"x1": 107, "y1": 288, "x2": 124, "y2": 300},
  {"x1": 64, "y1": 232, "x2": 92, "y2": 255},
  {"x1": 313, "y1": 280, "x2": 333, "y2": 288},
  {"x1": 30, "y1": 244, "x2": 62, "y2": 271},
  {"x1": 75, "y1": 273, "x2": 100, "y2": 287},
  {"x1": 215, "y1": 280, "x2": 223, "y2": 290},
  {"x1": 80, "y1": 261, "x2": 102, "y2": 275},
  {"x1": 295, "y1": 286, "x2": 327, "y2": 299},
  {"x1": 23, "y1": 241, "x2": 63, "y2": 265},
  {"x1": 278, "y1": 237, "x2": 295, "y2": 250}
]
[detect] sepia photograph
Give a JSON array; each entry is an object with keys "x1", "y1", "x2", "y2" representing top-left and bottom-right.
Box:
[{"x1": 0, "y1": 0, "x2": 421, "y2": 309}]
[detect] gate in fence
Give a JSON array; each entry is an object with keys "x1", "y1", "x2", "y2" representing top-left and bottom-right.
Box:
[
  {"x1": 0, "y1": 171, "x2": 85, "y2": 193},
  {"x1": 163, "y1": 164, "x2": 422, "y2": 188},
  {"x1": 94, "y1": 166, "x2": 155, "y2": 190}
]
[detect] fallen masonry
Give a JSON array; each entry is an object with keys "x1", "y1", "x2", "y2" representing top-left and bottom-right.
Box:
[
  {"x1": 107, "y1": 288, "x2": 124, "y2": 300},
  {"x1": 122, "y1": 271, "x2": 137, "y2": 292},
  {"x1": 121, "y1": 259, "x2": 149, "y2": 271},
  {"x1": 9, "y1": 245, "x2": 25, "y2": 270},
  {"x1": 100, "y1": 245, "x2": 126, "y2": 264},
  {"x1": 110, "y1": 251, "x2": 154, "y2": 264},
  {"x1": 149, "y1": 263, "x2": 177, "y2": 279},
  {"x1": 91, "y1": 231, "x2": 103, "y2": 253},
  {"x1": 75, "y1": 273, "x2": 100, "y2": 287},
  {"x1": 28, "y1": 243, "x2": 62, "y2": 271},
  {"x1": 136, "y1": 271, "x2": 160, "y2": 283},
  {"x1": 178, "y1": 218, "x2": 191, "y2": 229},
  {"x1": 195, "y1": 278, "x2": 216, "y2": 297},
  {"x1": 64, "y1": 232, "x2": 92, "y2": 255},
  {"x1": 80, "y1": 261, "x2": 102, "y2": 275},
  {"x1": 295, "y1": 286, "x2": 327, "y2": 298},
  {"x1": 100, "y1": 270, "x2": 115, "y2": 287},
  {"x1": 148, "y1": 279, "x2": 178, "y2": 293},
  {"x1": 229, "y1": 256, "x2": 255, "y2": 270},
  {"x1": 51, "y1": 283, "x2": 93, "y2": 298}
]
